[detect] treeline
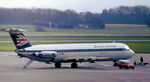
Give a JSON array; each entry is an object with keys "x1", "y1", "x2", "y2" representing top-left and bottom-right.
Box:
[
  {"x1": 101, "y1": 6, "x2": 150, "y2": 24},
  {"x1": 0, "y1": 6, "x2": 150, "y2": 30},
  {"x1": 0, "y1": 8, "x2": 104, "y2": 29}
]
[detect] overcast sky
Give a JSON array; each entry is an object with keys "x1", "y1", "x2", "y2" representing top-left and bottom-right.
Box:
[{"x1": 0, "y1": 0, "x2": 150, "y2": 13}]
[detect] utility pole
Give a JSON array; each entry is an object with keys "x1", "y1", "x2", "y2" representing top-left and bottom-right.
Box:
[{"x1": 49, "y1": 22, "x2": 51, "y2": 32}]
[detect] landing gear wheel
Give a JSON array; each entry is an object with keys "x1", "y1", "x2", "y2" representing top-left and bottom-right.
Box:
[
  {"x1": 55, "y1": 62, "x2": 61, "y2": 68},
  {"x1": 114, "y1": 62, "x2": 118, "y2": 67},
  {"x1": 71, "y1": 62, "x2": 78, "y2": 68}
]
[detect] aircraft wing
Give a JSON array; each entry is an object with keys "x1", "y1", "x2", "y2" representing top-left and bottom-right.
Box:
[{"x1": 64, "y1": 57, "x2": 114, "y2": 63}]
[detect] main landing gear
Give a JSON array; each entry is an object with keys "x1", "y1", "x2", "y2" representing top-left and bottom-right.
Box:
[
  {"x1": 71, "y1": 62, "x2": 78, "y2": 68},
  {"x1": 55, "y1": 62, "x2": 61, "y2": 68},
  {"x1": 55, "y1": 62, "x2": 78, "y2": 68}
]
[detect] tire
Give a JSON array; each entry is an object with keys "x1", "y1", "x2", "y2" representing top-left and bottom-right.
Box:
[
  {"x1": 114, "y1": 62, "x2": 118, "y2": 67},
  {"x1": 71, "y1": 62, "x2": 78, "y2": 68},
  {"x1": 55, "y1": 62, "x2": 61, "y2": 68},
  {"x1": 119, "y1": 67, "x2": 122, "y2": 69},
  {"x1": 132, "y1": 67, "x2": 135, "y2": 69}
]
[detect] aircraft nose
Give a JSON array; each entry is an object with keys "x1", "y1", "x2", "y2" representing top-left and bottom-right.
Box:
[{"x1": 130, "y1": 49, "x2": 135, "y2": 56}]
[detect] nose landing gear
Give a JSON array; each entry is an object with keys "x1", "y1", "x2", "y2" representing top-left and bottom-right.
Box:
[{"x1": 113, "y1": 61, "x2": 118, "y2": 66}]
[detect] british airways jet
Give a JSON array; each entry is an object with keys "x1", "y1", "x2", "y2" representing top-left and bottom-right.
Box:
[{"x1": 4, "y1": 28, "x2": 135, "y2": 68}]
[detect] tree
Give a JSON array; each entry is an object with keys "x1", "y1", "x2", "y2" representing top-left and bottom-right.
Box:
[
  {"x1": 0, "y1": 8, "x2": 105, "y2": 29},
  {"x1": 101, "y1": 6, "x2": 150, "y2": 24}
]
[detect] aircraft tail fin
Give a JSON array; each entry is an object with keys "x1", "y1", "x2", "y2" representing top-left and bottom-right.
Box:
[{"x1": 6, "y1": 28, "x2": 32, "y2": 50}]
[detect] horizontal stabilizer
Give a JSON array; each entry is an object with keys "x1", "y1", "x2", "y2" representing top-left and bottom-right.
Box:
[{"x1": 0, "y1": 28, "x2": 26, "y2": 34}]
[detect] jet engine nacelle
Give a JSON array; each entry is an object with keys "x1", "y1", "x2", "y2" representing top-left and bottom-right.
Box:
[{"x1": 35, "y1": 51, "x2": 57, "y2": 58}]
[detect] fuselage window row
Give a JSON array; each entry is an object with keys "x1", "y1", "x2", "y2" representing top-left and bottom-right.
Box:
[
  {"x1": 19, "y1": 48, "x2": 127, "y2": 53},
  {"x1": 55, "y1": 48, "x2": 126, "y2": 53}
]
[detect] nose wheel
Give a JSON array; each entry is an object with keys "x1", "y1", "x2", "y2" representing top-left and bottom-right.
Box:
[
  {"x1": 113, "y1": 61, "x2": 118, "y2": 67},
  {"x1": 114, "y1": 62, "x2": 118, "y2": 66},
  {"x1": 71, "y1": 62, "x2": 78, "y2": 68}
]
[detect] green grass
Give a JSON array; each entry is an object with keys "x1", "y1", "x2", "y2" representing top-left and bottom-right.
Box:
[
  {"x1": 0, "y1": 43, "x2": 16, "y2": 51},
  {"x1": 27, "y1": 36, "x2": 150, "y2": 40},
  {"x1": 122, "y1": 41, "x2": 150, "y2": 53},
  {"x1": 0, "y1": 24, "x2": 150, "y2": 34},
  {"x1": 43, "y1": 27, "x2": 150, "y2": 34},
  {"x1": 0, "y1": 41, "x2": 150, "y2": 53},
  {"x1": 105, "y1": 24, "x2": 147, "y2": 28},
  {"x1": 45, "y1": 24, "x2": 150, "y2": 34},
  {"x1": 0, "y1": 36, "x2": 150, "y2": 41},
  {"x1": 0, "y1": 24, "x2": 149, "y2": 53},
  {"x1": 0, "y1": 25, "x2": 35, "y2": 32}
]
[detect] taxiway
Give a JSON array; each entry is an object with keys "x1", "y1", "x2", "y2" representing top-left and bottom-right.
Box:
[{"x1": 0, "y1": 52, "x2": 150, "y2": 82}]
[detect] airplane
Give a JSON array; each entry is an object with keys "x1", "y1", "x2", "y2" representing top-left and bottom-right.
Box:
[{"x1": 3, "y1": 28, "x2": 135, "y2": 68}]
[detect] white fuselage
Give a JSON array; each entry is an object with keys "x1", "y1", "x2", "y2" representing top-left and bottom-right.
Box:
[{"x1": 23, "y1": 43, "x2": 135, "y2": 62}]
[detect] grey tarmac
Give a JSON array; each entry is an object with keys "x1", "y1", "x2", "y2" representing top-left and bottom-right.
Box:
[{"x1": 0, "y1": 52, "x2": 150, "y2": 82}]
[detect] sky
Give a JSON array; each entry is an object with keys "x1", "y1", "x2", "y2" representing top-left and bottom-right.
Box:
[{"x1": 0, "y1": 0, "x2": 150, "y2": 13}]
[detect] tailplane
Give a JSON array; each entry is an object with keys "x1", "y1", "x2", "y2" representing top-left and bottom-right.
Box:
[{"x1": 6, "y1": 28, "x2": 32, "y2": 49}]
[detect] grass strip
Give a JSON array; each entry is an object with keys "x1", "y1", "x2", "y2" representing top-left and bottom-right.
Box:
[{"x1": 0, "y1": 41, "x2": 149, "y2": 53}]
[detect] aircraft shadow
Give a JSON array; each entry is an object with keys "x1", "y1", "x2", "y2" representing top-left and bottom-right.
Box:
[{"x1": 25, "y1": 65, "x2": 116, "y2": 70}]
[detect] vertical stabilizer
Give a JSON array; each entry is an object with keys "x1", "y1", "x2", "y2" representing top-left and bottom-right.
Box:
[{"x1": 6, "y1": 28, "x2": 32, "y2": 49}]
